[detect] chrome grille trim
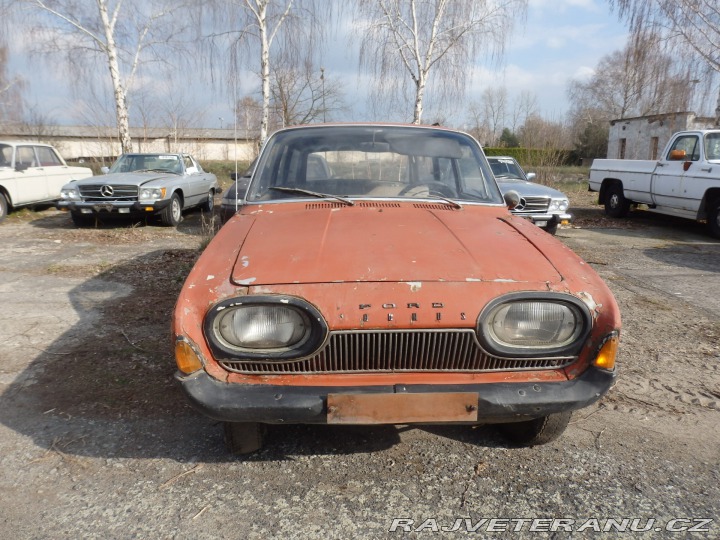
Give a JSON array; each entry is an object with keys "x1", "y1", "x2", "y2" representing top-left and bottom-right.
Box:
[
  {"x1": 515, "y1": 196, "x2": 550, "y2": 213},
  {"x1": 218, "y1": 329, "x2": 574, "y2": 374},
  {"x1": 78, "y1": 184, "x2": 138, "y2": 201}
]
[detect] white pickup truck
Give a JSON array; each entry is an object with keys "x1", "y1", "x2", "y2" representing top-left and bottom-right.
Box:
[{"x1": 589, "y1": 129, "x2": 720, "y2": 238}]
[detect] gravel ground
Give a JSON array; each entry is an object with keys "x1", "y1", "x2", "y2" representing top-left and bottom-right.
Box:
[{"x1": 0, "y1": 202, "x2": 718, "y2": 539}]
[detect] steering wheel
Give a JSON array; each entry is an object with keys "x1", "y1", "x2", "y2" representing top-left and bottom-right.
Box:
[{"x1": 399, "y1": 182, "x2": 457, "y2": 198}]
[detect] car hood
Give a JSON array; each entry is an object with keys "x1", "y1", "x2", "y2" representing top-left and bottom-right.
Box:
[
  {"x1": 230, "y1": 204, "x2": 562, "y2": 286},
  {"x1": 496, "y1": 179, "x2": 567, "y2": 199},
  {"x1": 70, "y1": 171, "x2": 179, "y2": 187}
]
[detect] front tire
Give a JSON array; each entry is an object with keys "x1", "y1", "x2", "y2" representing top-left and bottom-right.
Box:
[
  {"x1": 544, "y1": 218, "x2": 559, "y2": 235},
  {"x1": 498, "y1": 411, "x2": 572, "y2": 446},
  {"x1": 201, "y1": 190, "x2": 215, "y2": 213},
  {"x1": 604, "y1": 183, "x2": 630, "y2": 218},
  {"x1": 223, "y1": 422, "x2": 265, "y2": 454},
  {"x1": 160, "y1": 193, "x2": 182, "y2": 226},
  {"x1": 708, "y1": 200, "x2": 720, "y2": 239},
  {"x1": 0, "y1": 192, "x2": 7, "y2": 223}
]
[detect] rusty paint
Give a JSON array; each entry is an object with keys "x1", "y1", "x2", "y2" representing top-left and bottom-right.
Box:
[{"x1": 327, "y1": 392, "x2": 478, "y2": 424}]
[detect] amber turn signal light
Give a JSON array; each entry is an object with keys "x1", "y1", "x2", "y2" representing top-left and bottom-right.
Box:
[
  {"x1": 594, "y1": 334, "x2": 619, "y2": 370},
  {"x1": 175, "y1": 339, "x2": 203, "y2": 374}
]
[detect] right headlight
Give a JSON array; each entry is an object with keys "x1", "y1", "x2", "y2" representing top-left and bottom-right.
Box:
[
  {"x1": 478, "y1": 293, "x2": 591, "y2": 357},
  {"x1": 60, "y1": 187, "x2": 80, "y2": 200},
  {"x1": 204, "y1": 295, "x2": 327, "y2": 361}
]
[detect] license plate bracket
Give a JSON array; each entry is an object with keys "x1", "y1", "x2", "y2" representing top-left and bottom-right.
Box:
[{"x1": 326, "y1": 392, "x2": 478, "y2": 424}]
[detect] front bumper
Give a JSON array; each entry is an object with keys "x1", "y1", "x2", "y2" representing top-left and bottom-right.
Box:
[
  {"x1": 57, "y1": 199, "x2": 172, "y2": 214},
  {"x1": 512, "y1": 211, "x2": 572, "y2": 227},
  {"x1": 176, "y1": 365, "x2": 616, "y2": 424}
]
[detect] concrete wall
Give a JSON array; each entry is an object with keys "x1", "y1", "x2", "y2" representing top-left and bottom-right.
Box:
[{"x1": 607, "y1": 113, "x2": 717, "y2": 160}]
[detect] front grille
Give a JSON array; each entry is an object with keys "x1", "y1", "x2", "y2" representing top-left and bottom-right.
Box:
[
  {"x1": 218, "y1": 329, "x2": 574, "y2": 374},
  {"x1": 515, "y1": 196, "x2": 550, "y2": 213},
  {"x1": 78, "y1": 184, "x2": 138, "y2": 202}
]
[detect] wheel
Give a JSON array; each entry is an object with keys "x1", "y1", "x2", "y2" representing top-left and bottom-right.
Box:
[
  {"x1": 604, "y1": 183, "x2": 630, "y2": 218},
  {"x1": 71, "y1": 211, "x2": 95, "y2": 227},
  {"x1": 399, "y1": 182, "x2": 457, "y2": 198},
  {"x1": 543, "y1": 218, "x2": 559, "y2": 235},
  {"x1": 223, "y1": 422, "x2": 265, "y2": 454},
  {"x1": 160, "y1": 193, "x2": 182, "y2": 226},
  {"x1": 0, "y1": 192, "x2": 7, "y2": 222},
  {"x1": 708, "y1": 200, "x2": 720, "y2": 239},
  {"x1": 498, "y1": 410, "x2": 572, "y2": 446},
  {"x1": 201, "y1": 190, "x2": 215, "y2": 213}
]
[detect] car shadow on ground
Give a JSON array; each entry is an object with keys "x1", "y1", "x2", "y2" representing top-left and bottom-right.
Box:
[{"x1": 0, "y1": 248, "x2": 505, "y2": 463}]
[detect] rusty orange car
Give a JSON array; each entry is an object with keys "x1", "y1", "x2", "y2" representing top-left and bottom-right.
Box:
[{"x1": 173, "y1": 124, "x2": 620, "y2": 454}]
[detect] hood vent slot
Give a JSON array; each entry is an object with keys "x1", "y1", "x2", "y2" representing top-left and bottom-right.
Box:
[
  {"x1": 413, "y1": 203, "x2": 455, "y2": 210},
  {"x1": 305, "y1": 201, "x2": 402, "y2": 210}
]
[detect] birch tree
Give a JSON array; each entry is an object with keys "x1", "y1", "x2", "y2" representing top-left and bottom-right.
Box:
[
  {"x1": 356, "y1": 0, "x2": 527, "y2": 124},
  {"x1": 610, "y1": 0, "x2": 720, "y2": 120},
  {"x1": 0, "y1": 44, "x2": 25, "y2": 124},
  {"x1": 210, "y1": 0, "x2": 327, "y2": 143},
  {"x1": 10, "y1": 0, "x2": 188, "y2": 153}
]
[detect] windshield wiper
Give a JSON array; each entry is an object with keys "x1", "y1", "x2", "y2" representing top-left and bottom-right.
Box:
[
  {"x1": 426, "y1": 196, "x2": 462, "y2": 209},
  {"x1": 268, "y1": 186, "x2": 355, "y2": 206},
  {"x1": 134, "y1": 168, "x2": 179, "y2": 174}
]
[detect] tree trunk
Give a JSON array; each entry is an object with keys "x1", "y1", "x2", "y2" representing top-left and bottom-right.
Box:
[
  {"x1": 413, "y1": 72, "x2": 425, "y2": 124},
  {"x1": 259, "y1": 3, "x2": 270, "y2": 144},
  {"x1": 98, "y1": 0, "x2": 132, "y2": 153}
]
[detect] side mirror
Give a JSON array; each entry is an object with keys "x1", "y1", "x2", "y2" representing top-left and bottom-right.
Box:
[
  {"x1": 15, "y1": 163, "x2": 29, "y2": 172},
  {"x1": 101, "y1": 166, "x2": 109, "y2": 174},
  {"x1": 525, "y1": 172, "x2": 536, "y2": 182},
  {"x1": 504, "y1": 190, "x2": 520, "y2": 209},
  {"x1": 668, "y1": 149, "x2": 687, "y2": 161}
]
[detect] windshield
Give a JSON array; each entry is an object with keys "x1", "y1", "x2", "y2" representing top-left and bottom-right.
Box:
[
  {"x1": 488, "y1": 158, "x2": 525, "y2": 180},
  {"x1": 108, "y1": 154, "x2": 182, "y2": 174},
  {"x1": 246, "y1": 125, "x2": 503, "y2": 204}
]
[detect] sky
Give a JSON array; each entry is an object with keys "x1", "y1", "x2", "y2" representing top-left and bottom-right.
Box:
[{"x1": 8, "y1": 0, "x2": 629, "y2": 129}]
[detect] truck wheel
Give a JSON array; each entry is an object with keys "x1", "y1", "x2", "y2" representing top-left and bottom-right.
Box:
[
  {"x1": 708, "y1": 200, "x2": 720, "y2": 239},
  {"x1": 498, "y1": 410, "x2": 572, "y2": 446},
  {"x1": 160, "y1": 193, "x2": 182, "y2": 226},
  {"x1": 604, "y1": 184, "x2": 630, "y2": 218},
  {"x1": 223, "y1": 422, "x2": 265, "y2": 454},
  {"x1": 0, "y1": 192, "x2": 7, "y2": 222},
  {"x1": 71, "y1": 211, "x2": 95, "y2": 227}
]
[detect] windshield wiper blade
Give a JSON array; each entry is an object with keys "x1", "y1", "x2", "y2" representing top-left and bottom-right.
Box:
[
  {"x1": 269, "y1": 186, "x2": 355, "y2": 206},
  {"x1": 427, "y1": 196, "x2": 462, "y2": 209}
]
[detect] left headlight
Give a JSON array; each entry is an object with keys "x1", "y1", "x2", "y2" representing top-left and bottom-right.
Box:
[
  {"x1": 478, "y1": 293, "x2": 590, "y2": 357},
  {"x1": 139, "y1": 187, "x2": 166, "y2": 202},
  {"x1": 204, "y1": 296, "x2": 328, "y2": 360}
]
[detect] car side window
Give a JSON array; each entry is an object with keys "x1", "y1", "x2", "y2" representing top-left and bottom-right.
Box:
[
  {"x1": 668, "y1": 135, "x2": 700, "y2": 161},
  {"x1": 35, "y1": 146, "x2": 63, "y2": 166},
  {"x1": 17, "y1": 146, "x2": 38, "y2": 168}
]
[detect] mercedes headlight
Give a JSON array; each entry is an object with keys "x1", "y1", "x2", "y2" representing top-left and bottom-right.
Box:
[
  {"x1": 60, "y1": 187, "x2": 80, "y2": 200},
  {"x1": 139, "y1": 187, "x2": 166, "y2": 202},
  {"x1": 549, "y1": 198, "x2": 569, "y2": 212},
  {"x1": 205, "y1": 296, "x2": 327, "y2": 360},
  {"x1": 478, "y1": 293, "x2": 590, "y2": 357}
]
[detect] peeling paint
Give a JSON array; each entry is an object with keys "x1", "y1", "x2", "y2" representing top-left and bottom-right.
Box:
[
  {"x1": 577, "y1": 291, "x2": 602, "y2": 317},
  {"x1": 465, "y1": 278, "x2": 481, "y2": 282},
  {"x1": 240, "y1": 256, "x2": 250, "y2": 268},
  {"x1": 407, "y1": 281, "x2": 422, "y2": 292},
  {"x1": 237, "y1": 277, "x2": 257, "y2": 285},
  {"x1": 206, "y1": 275, "x2": 215, "y2": 281}
]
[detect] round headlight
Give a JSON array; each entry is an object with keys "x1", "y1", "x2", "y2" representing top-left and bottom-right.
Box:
[
  {"x1": 215, "y1": 305, "x2": 310, "y2": 349},
  {"x1": 478, "y1": 295, "x2": 590, "y2": 357},
  {"x1": 489, "y1": 301, "x2": 580, "y2": 347}
]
